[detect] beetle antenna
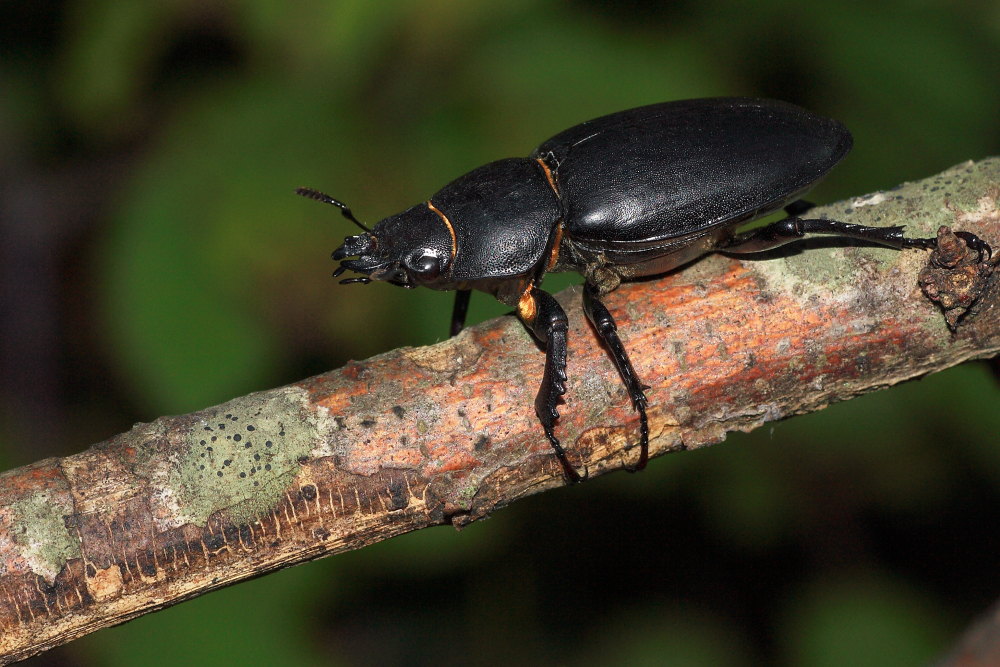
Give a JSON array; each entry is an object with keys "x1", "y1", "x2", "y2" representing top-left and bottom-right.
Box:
[
  {"x1": 296, "y1": 187, "x2": 373, "y2": 234},
  {"x1": 339, "y1": 277, "x2": 372, "y2": 285}
]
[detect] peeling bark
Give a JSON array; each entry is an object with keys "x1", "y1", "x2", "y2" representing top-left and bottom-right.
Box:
[{"x1": 1, "y1": 159, "x2": 998, "y2": 663}]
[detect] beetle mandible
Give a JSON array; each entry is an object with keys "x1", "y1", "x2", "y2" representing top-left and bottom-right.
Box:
[{"x1": 298, "y1": 97, "x2": 991, "y2": 483}]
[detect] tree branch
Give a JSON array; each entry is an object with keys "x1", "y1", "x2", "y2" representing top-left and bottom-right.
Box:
[
  {"x1": 1, "y1": 159, "x2": 998, "y2": 663},
  {"x1": 937, "y1": 596, "x2": 1000, "y2": 666}
]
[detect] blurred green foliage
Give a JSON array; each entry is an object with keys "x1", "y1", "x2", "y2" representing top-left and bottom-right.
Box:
[{"x1": 1, "y1": 0, "x2": 998, "y2": 665}]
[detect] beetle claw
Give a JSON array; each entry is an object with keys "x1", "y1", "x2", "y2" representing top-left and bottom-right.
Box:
[{"x1": 953, "y1": 230, "x2": 993, "y2": 262}]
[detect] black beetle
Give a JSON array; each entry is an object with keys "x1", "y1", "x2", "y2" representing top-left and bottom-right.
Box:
[{"x1": 298, "y1": 97, "x2": 990, "y2": 483}]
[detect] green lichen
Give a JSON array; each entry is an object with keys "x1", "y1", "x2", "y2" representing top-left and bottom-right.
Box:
[
  {"x1": 152, "y1": 386, "x2": 330, "y2": 527},
  {"x1": 9, "y1": 490, "x2": 80, "y2": 584}
]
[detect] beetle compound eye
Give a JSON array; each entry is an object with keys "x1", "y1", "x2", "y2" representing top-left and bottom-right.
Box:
[{"x1": 407, "y1": 252, "x2": 442, "y2": 280}]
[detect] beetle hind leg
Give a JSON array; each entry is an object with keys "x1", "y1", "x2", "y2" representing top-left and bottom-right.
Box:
[
  {"x1": 719, "y1": 217, "x2": 991, "y2": 258},
  {"x1": 518, "y1": 287, "x2": 583, "y2": 483},
  {"x1": 583, "y1": 282, "x2": 650, "y2": 472}
]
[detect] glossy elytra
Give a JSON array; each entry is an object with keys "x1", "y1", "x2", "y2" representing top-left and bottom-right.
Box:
[{"x1": 298, "y1": 97, "x2": 991, "y2": 483}]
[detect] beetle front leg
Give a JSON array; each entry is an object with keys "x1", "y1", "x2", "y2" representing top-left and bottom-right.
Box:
[
  {"x1": 450, "y1": 289, "x2": 472, "y2": 337},
  {"x1": 518, "y1": 287, "x2": 582, "y2": 483},
  {"x1": 583, "y1": 283, "x2": 650, "y2": 472}
]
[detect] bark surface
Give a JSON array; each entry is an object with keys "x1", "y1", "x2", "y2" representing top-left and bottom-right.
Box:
[{"x1": 1, "y1": 159, "x2": 998, "y2": 663}]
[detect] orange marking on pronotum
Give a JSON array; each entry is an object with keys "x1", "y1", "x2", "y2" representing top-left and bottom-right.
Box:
[
  {"x1": 535, "y1": 157, "x2": 559, "y2": 196},
  {"x1": 426, "y1": 201, "x2": 457, "y2": 261}
]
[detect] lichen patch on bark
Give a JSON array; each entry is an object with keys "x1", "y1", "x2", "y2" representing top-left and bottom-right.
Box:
[
  {"x1": 142, "y1": 386, "x2": 334, "y2": 529},
  {"x1": 6, "y1": 491, "x2": 79, "y2": 585}
]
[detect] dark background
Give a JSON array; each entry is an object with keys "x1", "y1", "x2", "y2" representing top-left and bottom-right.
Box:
[{"x1": 1, "y1": 1, "x2": 998, "y2": 665}]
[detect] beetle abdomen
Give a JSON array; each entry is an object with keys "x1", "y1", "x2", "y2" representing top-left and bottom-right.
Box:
[{"x1": 533, "y1": 98, "x2": 852, "y2": 244}]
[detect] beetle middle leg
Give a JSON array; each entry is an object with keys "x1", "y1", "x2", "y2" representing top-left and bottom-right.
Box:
[
  {"x1": 719, "y1": 217, "x2": 991, "y2": 258},
  {"x1": 517, "y1": 286, "x2": 583, "y2": 483},
  {"x1": 583, "y1": 282, "x2": 650, "y2": 472}
]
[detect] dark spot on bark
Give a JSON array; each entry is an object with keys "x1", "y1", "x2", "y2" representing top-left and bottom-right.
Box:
[
  {"x1": 141, "y1": 562, "x2": 157, "y2": 577},
  {"x1": 300, "y1": 484, "x2": 317, "y2": 501},
  {"x1": 297, "y1": 456, "x2": 309, "y2": 465},
  {"x1": 360, "y1": 419, "x2": 376, "y2": 427},
  {"x1": 239, "y1": 472, "x2": 246, "y2": 478},
  {"x1": 217, "y1": 471, "x2": 223, "y2": 477},
  {"x1": 387, "y1": 479, "x2": 409, "y2": 510},
  {"x1": 239, "y1": 525, "x2": 252, "y2": 544},
  {"x1": 474, "y1": 434, "x2": 491, "y2": 452},
  {"x1": 200, "y1": 440, "x2": 206, "y2": 445},
  {"x1": 233, "y1": 434, "x2": 242, "y2": 442},
  {"x1": 247, "y1": 425, "x2": 255, "y2": 431},
  {"x1": 399, "y1": 435, "x2": 408, "y2": 445},
  {"x1": 392, "y1": 405, "x2": 405, "y2": 418},
  {"x1": 223, "y1": 459, "x2": 232, "y2": 466},
  {"x1": 204, "y1": 534, "x2": 225, "y2": 551},
  {"x1": 218, "y1": 424, "x2": 225, "y2": 429},
  {"x1": 265, "y1": 440, "x2": 273, "y2": 448},
  {"x1": 334, "y1": 416, "x2": 346, "y2": 429},
  {"x1": 265, "y1": 464, "x2": 272, "y2": 471},
  {"x1": 314, "y1": 527, "x2": 330, "y2": 540},
  {"x1": 86, "y1": 564, "x2": 97, "y2": 577}
]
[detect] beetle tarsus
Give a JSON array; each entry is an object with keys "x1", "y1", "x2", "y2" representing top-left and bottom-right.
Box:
[
  {"x1": 544, "y1": 428, "x2": 584, "y2": 484},
  {"x1": 583, "y1": 283, "x2": 650, "y2": 471}
]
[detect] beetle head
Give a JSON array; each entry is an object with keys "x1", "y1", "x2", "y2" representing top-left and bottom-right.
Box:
[{"x1": 332, "y1": 204, "x2": 454, "y2": 289}]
